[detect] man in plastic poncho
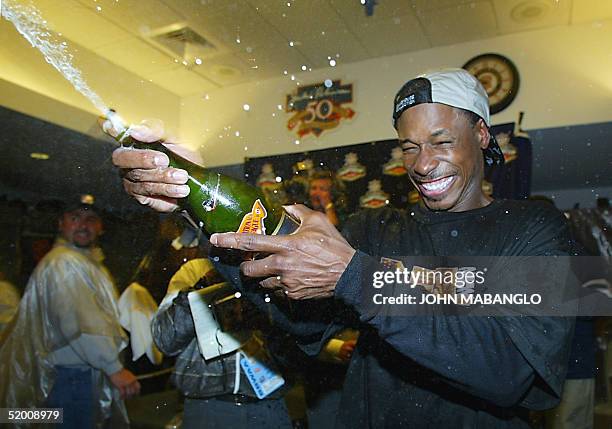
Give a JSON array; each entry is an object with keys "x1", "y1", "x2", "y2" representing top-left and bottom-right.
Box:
[{"x1": 0, "y1": 195, "x2": 140, "y2": 429}]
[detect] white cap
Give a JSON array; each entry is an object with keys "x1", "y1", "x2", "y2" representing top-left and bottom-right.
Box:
[{"x1": 421, "y1": 68, "x2": 490, "y2": 126}]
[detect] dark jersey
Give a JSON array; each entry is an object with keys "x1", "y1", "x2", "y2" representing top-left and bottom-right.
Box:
[{"x1": 214, "y1": 199, "x2": 576, "y2": 428}]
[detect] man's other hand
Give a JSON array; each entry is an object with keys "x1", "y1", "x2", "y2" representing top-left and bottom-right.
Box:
[
  {"x1": 108, "y1": 119, "x2": 201, "y2": 212},
  {"x1": 109, "y1": 368, "x2": 141, "y2": 399},
  {"x1": 210, "y1": 204, "x2": 356, "y2": 300}
]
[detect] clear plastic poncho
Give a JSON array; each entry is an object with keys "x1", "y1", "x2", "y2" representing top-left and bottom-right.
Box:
[
  {"x1": 0, "y1": 280, "x2": 20, "y2": 334},
  {"x1": 0, "y1": 239, "x2": 128, "y2": 428}
]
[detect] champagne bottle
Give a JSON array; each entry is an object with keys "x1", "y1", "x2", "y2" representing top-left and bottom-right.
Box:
[{"x1": 103, "y1": 114, "x2": 299, "y2": 236}]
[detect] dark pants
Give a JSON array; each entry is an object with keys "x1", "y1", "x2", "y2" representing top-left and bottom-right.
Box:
[
  {"x1": 45, "y1": 366, "x2": 95, "y2": 429},
  {"x1": 183, "y1": 396, "x2": 293, "y2": 429}
]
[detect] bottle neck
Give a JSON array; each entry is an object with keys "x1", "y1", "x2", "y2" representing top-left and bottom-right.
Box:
[{"x1": 116, "y1": 133, "x2": 206, "y2": 177}]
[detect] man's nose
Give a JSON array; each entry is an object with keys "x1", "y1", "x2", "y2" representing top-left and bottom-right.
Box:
[
  {"x1": 75, "y1": 220, "x2": 90, "y2": 230},
  {"x1": 412, "y1": 145, "x2": 439, "y2": 177}
]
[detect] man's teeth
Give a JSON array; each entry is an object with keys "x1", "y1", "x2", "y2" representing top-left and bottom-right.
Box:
[{"x1": 421, "y1": 177, "x2": 453, "y2": 192}]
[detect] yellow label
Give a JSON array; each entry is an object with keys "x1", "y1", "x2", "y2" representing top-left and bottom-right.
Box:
[{"x1": 237, "y1": 199, "x2": 267, "y2": 235}]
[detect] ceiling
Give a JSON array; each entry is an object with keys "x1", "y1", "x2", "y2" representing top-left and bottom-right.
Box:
[{"x1": 23, "y1": 0, "x2": 612, "y2": 96}]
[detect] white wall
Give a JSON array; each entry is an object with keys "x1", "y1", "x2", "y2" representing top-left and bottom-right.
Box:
[
  {"x1": 180, "y1": 19, "x2": 612, "y2": 167},
  {"x1": 0, "y1": 78, "x2": 102, "y2": 135},
  {"x1": 0, "y1": 19, "x2": 181, "y2": 136}
]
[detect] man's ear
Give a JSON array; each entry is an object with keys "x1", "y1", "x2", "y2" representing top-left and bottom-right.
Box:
[{"x1": 476, "y1": 119, "x2": 490, "y2": 150}]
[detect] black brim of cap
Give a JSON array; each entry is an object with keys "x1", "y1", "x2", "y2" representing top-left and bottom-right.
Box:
[
  {"x1": 393, "y1": 77, "x2": 433, "y2": 129},
  {"x1": 63, "y1": 203, "x2": 101, "y2": 215},
  {"x1": 483, "y1": 134, "x2": 505, "y2": 166}
]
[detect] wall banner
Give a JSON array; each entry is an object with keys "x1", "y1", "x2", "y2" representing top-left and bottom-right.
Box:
[{"x1": 286, "y1": 80, "x2": 355, "y2": 138}]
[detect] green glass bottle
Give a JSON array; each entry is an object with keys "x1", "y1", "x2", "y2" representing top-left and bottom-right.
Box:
[{"x1": 105, "y1": 116, "x2": 299, "y2": 236}]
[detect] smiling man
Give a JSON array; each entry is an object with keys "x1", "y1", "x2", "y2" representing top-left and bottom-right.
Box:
[
  {"x1": 394, "y1": 69, "x2": 503, "y2": 212},
  {"x1": 0, "y1": 195, "x2": 139, "y2": 429},
  {"x1": 110, "y1": 68, "x2": 576, "y2": 428}
]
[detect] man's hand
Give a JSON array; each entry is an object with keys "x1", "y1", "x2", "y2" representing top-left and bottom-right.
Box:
[
  {"x1": 108, "y1": 119, "x2": 201, "y2": 212},
  {"x1": 337, "y1": 339, "x2": 357, "y2": 363},
  {"x1": 109, "y1": 368, "x2": 141, "y2": 399},
  {"x1": 210, "y1": 205, "x2": 356, "y2": 300}
]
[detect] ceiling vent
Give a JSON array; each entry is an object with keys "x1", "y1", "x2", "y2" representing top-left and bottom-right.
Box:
[
  {"x1": 510, "y1": 1, "x2": 549, "y2": 23},
  {"x1": 146, "y1": 23, "x2": 219, "y2": 63}
]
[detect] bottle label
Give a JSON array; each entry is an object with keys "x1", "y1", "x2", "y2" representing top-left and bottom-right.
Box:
[
  {"x1": 271, "y1": 211, "x2": 300, "y2": 235},
  {"x1": 237, "y1": 199, "x2": 267, "y2": 235}
]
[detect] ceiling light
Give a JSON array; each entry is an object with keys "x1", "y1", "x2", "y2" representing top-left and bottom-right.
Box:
[{"x1": 30, "y1": 152, "x2": 50, "y2": 160}]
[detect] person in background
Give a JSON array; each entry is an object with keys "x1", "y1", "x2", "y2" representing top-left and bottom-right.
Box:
[
  {"x1": 528, "y1": 195, "x2": 597, "y2": 429},
  {"x1": 302, "y1": 169, "x2": 356, "y2": 427},
  {"x1": 152, "y1": 256, "x2": 293, "y2": 429},
  {"x1": 0, "y1": 195, "x2": 139, "y2": 429},
  {"x1": 301, "y1": 330, "x2": 357, "y2": 429},
  {"x1": 131, "y1": 215, "x2": 202, "y2": 305},
  {"x1": 0, "y1": 271, "x2": 20, "y2": 335},
  {"x1": 121, "y1": 217, "x2": 202, "y2": 396},
  {"x1": 544, "y1": 316, "x2": 597, "y2": 429},
  {"x1": 307, "y1": 169, "x2": 347, "y2": 227}
]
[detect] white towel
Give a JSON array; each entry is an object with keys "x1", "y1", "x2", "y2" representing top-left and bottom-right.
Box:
[{"x1": 118, "y1": 283, "x2": 163, "y2": 365}]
